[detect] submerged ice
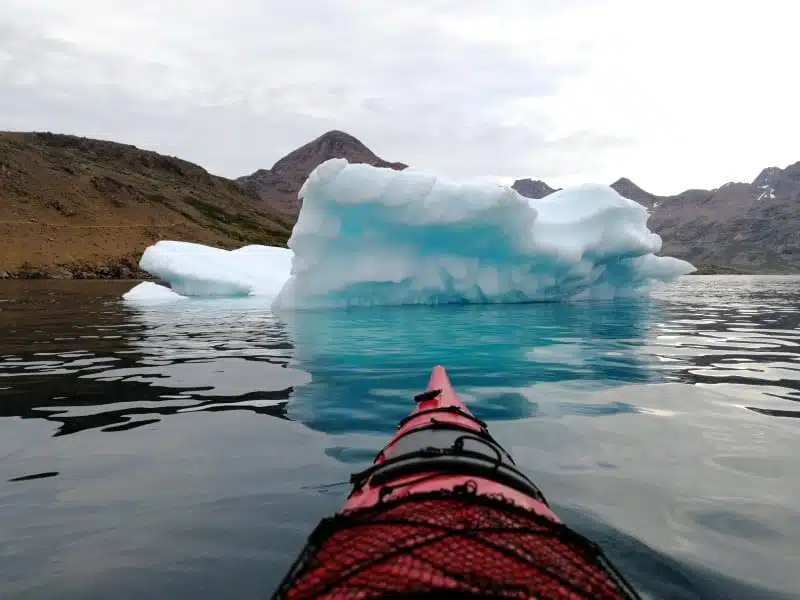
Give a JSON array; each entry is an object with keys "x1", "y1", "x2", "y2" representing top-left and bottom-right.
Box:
[{"x1": 126, "y1": 159, "x2": 694, "y2": 307}]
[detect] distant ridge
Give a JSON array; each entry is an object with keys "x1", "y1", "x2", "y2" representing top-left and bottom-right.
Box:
[
  {"x1": 0, "y1": 128, "x2": 796, "y2": 277},
  {"x1": 511, "y1": 164, "x2": 800, "y2": 273}
]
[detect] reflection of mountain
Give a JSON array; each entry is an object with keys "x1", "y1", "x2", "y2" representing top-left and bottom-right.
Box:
[
  {"x1": 0, "y1": 287, "x2": 307, "y2": 436},
  {"x1": 279, "y1": 300, "x2": 658, "y2": 435}
]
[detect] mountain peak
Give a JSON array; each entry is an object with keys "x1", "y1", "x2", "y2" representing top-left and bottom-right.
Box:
[
  {"x1": 271, "y1": 130, "x2": 407, "y2": 176},
  {"x1": 315, "y1": 129, "x2": 363, "y2": 143},
  {"x1": 751, "y1": 162, "x2": 800, "y2": 197},
  {"x1": 610, "y1": 177, "x2": 662, "y2": 207},
  {"x1": 237, "y1": 130, "x2": 407, "y2": 215},
  {"x1": 752, "y1": 166, "x2": 783, "y2": 188},
  {"x1": 611, "y1": 177, "x2": 643, "y2": 191},
  {"x1": 511, "y1": 178, "x2": 558, "y2": 199},
  {"x1": 298, "y1": 130, "x2": 371, "y2": 155}
]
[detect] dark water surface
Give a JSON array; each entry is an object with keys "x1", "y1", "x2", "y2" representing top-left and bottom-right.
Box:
[{"x1": 1, "y1": 276, "x2": 798, "y2": 599}]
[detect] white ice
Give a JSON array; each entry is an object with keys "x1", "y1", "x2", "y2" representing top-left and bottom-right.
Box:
[
  {"x1": 125, "y1": 159, "x2": 695, "y2": 308},
  {"x1": 122, "y1": 280, "x2": 187, "y2": 304},
  {"x1": 125, "y1": 241, "x2": 292, "y2": 301}
]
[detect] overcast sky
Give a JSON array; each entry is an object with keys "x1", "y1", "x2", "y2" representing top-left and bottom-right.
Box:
[{"x1": 1, "y1": 0, "x2": 797, "y2": 194}]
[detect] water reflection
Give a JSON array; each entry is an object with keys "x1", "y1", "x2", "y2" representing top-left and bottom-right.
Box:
[
  {"x1": 0, "y1": 287, "x2": 306, "y2": 435},
  {"x1": 1, "y1": 277, "x2": 799, "y2": 600},
  {"x1": 0, "y1": 277, "x2": 797, "y2": 437},
  {"x1": 647, "y1": 276, "x2": 800, "y2": 416},
  {"x1": 281, "y1": 299, "x2": 659, "y2": 433}
]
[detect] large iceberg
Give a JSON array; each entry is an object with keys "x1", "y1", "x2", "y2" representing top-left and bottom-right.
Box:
[
  {"x1": 126, "y1": 159, "x2": 694, "y2": 307},
  {"x1": 272, "y1": 159, "x2": 694, "y2": 308}
]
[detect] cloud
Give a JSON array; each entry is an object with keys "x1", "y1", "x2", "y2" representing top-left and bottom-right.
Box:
[{"x1": 1, "y1": 0, "x2": 798, "y2": 194}]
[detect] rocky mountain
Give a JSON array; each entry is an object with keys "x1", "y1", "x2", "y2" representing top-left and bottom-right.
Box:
[
  {"x1": 511, "y1": 179, "x2": 559, "y2": 199},
  {"x1": 609, "y1": 177, "x2": 662, "y2": 210},
  {"x1": 236, "y1": 130, "x2": 407, "y2": 215},
  {"x1": 513, "y1": 164, "x2": 800, "y2": 273},
  {"x1": 0, "y1": 132, "x2": 292, "y2": 278}
]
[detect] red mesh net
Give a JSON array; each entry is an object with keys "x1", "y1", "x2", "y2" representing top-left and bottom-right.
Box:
[{"x1": 272, "y1": 491, "x2": 639, "y2": 599}]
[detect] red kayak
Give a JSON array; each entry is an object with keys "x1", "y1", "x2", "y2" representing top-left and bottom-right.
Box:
[{"x1": 272, "y1": 366, "x2": 641, "y2": 599}]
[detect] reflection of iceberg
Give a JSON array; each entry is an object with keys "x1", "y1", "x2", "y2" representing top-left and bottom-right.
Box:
[
  {"x1": 282, "y1": 300, "x2": 659, "y2": 435},
  {"x1": 125, "y1": 159, "x2": 694, "y2": 307},
  {"x1": 109, "y1": 298, "x2": 308, "y2": 408},
  {"x1": 121, "y1": 296, "x2": 294, "y2": 364}
]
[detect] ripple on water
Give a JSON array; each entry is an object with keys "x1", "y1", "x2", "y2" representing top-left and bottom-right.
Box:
[{"x1": 0, "y1": 276, "x2": 798, "y2": 599}]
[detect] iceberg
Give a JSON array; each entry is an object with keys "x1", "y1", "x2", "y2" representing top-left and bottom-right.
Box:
[
  {"x1": 122, "y1": 280, "x2": 187, "y2": 304},
  {"x1": 272, "y1": 159, "x2": 694, "y2": 308},
  {"x1": 127, "y1": 241, "x2": 292, "y2": 299},
  {"x1": 127, "y1": 159, "x2": 694, "y2": 308}
]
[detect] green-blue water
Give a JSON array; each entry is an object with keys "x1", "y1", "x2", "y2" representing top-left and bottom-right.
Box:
[{"x1": 1, "y1": 276, "x2": 798, "y2": 599}]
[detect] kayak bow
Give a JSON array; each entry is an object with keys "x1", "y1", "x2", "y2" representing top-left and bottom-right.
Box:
[{"x1": 272, "y1": 366, "x2": 641, "y2": 599}]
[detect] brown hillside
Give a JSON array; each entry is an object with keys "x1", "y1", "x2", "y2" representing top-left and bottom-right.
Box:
[{"x1": 0, "y1": 132, "x2": 292, "y2": 278}]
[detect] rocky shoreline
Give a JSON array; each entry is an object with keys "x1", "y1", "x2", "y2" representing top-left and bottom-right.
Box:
[
  {"x1": 688, "y1": 264, "x2": 759, "y2": 275},
  {"x1": 0, "y1": 260, "x2": 151, "y2": 280}
]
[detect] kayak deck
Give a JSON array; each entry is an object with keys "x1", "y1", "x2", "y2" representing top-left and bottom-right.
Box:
[
  {"x1": 272, "y1": 366, "x2": 641, "y2": 600},
  {"x1": 344, "y1": 366, "x2": 558, "y2": 520}
]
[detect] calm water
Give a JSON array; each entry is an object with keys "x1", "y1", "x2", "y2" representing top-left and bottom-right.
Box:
[{"x1": 0, "y1": 276, "x2": 798, "y2": 599}]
